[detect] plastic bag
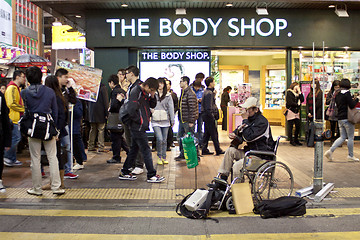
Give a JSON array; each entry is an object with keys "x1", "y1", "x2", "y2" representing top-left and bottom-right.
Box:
[{"x1": 182, "y1": 132, "x2": 198, "y2": 169}]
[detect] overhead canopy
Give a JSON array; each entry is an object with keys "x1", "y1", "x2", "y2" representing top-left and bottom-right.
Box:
[{"x1": 31, "y1": 0, "x2": 360, "y2": 32}]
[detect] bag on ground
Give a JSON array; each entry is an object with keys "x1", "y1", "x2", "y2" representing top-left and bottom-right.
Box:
[{"x1": 253, "y1": 196, "x2": 307, "y2": 219}]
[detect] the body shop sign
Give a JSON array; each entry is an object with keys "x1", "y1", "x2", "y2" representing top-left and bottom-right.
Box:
[{"x1": 87, "y1": 9, "x2": 360, "y2": 49}]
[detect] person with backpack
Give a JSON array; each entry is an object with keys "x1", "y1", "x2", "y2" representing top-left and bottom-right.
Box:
[
  {"x1": 217, "y1": 97, "x2": 275, "y2": 180},
  {"x1": 325, "y1": 80, "x2": 340, "y2": 143},
  {"x1": 119, "y1": 77, "x2": 165, "y2": 183},
  {"x1": 325, "y1": 78, "x2": 359, "y2": 162},
  {"x1": 22, "y1": 66, "x2": 65, "y2": 196}
]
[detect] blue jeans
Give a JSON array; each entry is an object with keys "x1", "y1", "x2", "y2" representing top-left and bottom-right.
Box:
[
  {"x1": 153, "y1": 126, "x2": 169, "y2": 159},
  {"x1": 196, "y1": 113, "x2": 203, "y2": 145},
  {"x1": 61, "y1": 125, "x2": 72, "y2": 174},
  {"x1": 330, "y1": 119, "x2": 355, "y2": 157},
  {"x1": 4, "y1": 123, "x2": 21, "y2": 162},
  {"x1": 178, "y1": 121, "x2": 195, "y2": 157},
  {"x1": 122, "y1": 130, "x2": 156, "y2": 179}
]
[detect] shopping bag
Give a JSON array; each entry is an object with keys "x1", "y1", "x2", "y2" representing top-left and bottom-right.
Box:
[
  {"x1": 182, "y1": 132, "x2": 198, "y2": 169},
  {"x1": 231, "y1": 183, "x2": 254, "y2": 215}
]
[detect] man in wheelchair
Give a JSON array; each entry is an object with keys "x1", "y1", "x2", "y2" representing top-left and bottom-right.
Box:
[{"x1": 218, "y1": 97, "x2": 275, "y2": 181}]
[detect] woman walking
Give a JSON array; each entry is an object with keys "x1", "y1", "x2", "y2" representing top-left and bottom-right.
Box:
[
  {"x1": 285, "y1": 82, "x2": 304, "y2": 146},
  {"x1": 326, "y1": 80, "x2": 340, "y2": 143},
  {"x1": 151, "y1": 78, "x2": 174, "y2": 165},
  {"x1": 325, "y1": 79, "x2": 359, "y2": 162}
]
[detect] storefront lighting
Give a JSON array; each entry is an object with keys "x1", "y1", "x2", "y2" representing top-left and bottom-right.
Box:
[
  {"x1": 75, "y1": 15, "x2": 82, "y2": 18},
  {"x1": 335, "y1": 5, "x2": 349, "y2": 17},
  {"x1": 328, "y1": 5, "x2": 335, "y2": 8},
  {"x1": 52, "y1": 20, "x2": 62, "y2": 26},
  {"x1": 121, "y1": 4, "x2": 128, "y2": 8},
  {"x1": 256, "y1": 3, "x2": 268, "y2": 16},
  {"x1": 175, "y1": 8, "x2": 186, "y2": 15},
  {"x1": 226, "y1": 3, "x2": 233, "y2": 7}
]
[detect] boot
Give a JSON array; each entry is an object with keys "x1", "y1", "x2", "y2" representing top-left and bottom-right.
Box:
[{"x1": 60, "y1": 170, "x2": 65, "y2": 189}]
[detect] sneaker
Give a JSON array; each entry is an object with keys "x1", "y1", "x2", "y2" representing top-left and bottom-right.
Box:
[
  {"x1": 4, "y1": 158, "x2": 13, "y2": 167},
  {"x1": 147, "y1": 175, "x2": 165, "y2": 183},
  {"x1": 52, "y1": 188, "x2": 65, "y2": 195},
  {"x1": 97, "y1": 148, "x2": 109, "y2": 153},
  {"x1": 27, "y1": 188, "x2": 42, "y2": 196},
  {"x1": 348, "y1": 156, "x2": 360, "y2": 162},
  {"x1": 73, "y1": 164, "x2": 84, "y2": 170},
  {"x1": 157, "y1": 158, "x2": 163, "y2": 165},
  {"x1": 131, "y1": 167, "x2": 144, "y2": 175},
  {"x1": 163, "y1": 159, "x2": 169, "y2": 164},
  {"x1": 0, "y1": 180, "x2": 5, "y2": 193},
  {"x1": 324, "y1": 150, "x2": 333, "y2": 162},
  {"x1": 107, "y1": 158, "x2": 121, "y2": 164},
  {"x1": 64, "y1": 172, "x2": 79, "y2": 179},
  {"x1": 118, "y1": 172, "x2": 137, "y2": 180},
  {"x1": 13, "y1": 160, "x2": 22, "y2": 166}
]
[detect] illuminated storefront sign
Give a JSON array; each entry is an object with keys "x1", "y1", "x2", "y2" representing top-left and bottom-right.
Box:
[
  {"x1": 106, "y1": 17, "x2": 288, "y2": 38},
  {"x1": 52, "y1": 25, "x2": 86, "y2": 49}
]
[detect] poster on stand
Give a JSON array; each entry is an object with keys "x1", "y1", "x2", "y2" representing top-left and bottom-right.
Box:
[{"x1": 55, "y1": 59, "x2": 102, "y2": 102}]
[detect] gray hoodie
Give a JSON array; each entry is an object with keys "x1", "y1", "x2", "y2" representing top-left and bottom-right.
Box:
[{"x1": 151, "y1": 92, "x2": 174, "y2": 127}]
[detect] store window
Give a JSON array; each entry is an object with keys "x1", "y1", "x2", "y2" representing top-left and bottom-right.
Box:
[{"x1": 16, "y1": 0, "x2": 38, "y2": 31}]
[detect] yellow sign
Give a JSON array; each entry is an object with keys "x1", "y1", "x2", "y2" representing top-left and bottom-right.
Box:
[{"x1": 52, "y1": 25, "x2": 86, "y2": 49}]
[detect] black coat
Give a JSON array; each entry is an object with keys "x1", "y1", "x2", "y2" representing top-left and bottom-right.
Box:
[
  {"x1": 286, "y1": 89, "x2": 304, "y2": 114},
  {"x1": 88, "y1": 84, "x2": 109, "y2": 123},
  {"x1": 201, "y1": 87, "x2": 219, "y2": 121},
  {"x1": 0, "y1": 92, "x2": 12, "y2": 148},
  {"x1": 109, "y1": 85, "x2": 126, "y2": 113},
  {"x1": 127, "y1": 84, "x2": 157, "y2": 132},
  {"x1": 220, "y1": 91, "x2": 230, "y2": 107},
  {"x1": 306, "y1": 91, "x2": 323, "y2": 120},
  {"x1": 56, "y1": 96, "x2": 68, "y2": 138},
  {"x1": 335, "y1": 89, "x2": 358, "y2": 120}
]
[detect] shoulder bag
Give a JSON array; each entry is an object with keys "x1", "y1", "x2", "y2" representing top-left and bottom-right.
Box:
[
  {"x1": 348, "y1": 107, "x2": 360, "y2": 124},
  {"x1": 106, "y1": 112, "x2": 124, "y2": 133}
]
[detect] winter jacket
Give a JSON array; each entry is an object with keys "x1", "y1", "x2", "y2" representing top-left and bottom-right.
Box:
[
  {"x1": 21, "y1": 84, "x2": 58, "y2": 123},
  {"x1": 169, "y1": 90, "x2": 179, "y2": 114},
  {"x1": 335, "y1": 89, "x2": 358, "y2": 120},
  {"x1": 5, "y1": 81, "x2": 24, "y2": 124},
  {"x1": 109, "y1": 85, "x2": 126, "y2": 113},
  {"x1": 55, "y1": 96, "x2": 68, "y2": 138},
  {"x1": 61, "y1": 86, "x2": 77, "y2": 124},
  {"x1": 0, "y1": 92, "x2": 12, "y2": 148},
  {"x1": 306, "y1": 90, "x2": 323, "y2": 120},
  {"x1": 151, "y1": 92, "x2": 175, "y2": 127},
  {"x1": 69, "y1": 99, "x2": 83, "y2": 135},
  {"x1": 220, "y1": 91, "x2": 230, "y2": 107},
  {"x1": 192, "y1": 85, "x2": 204, "y2": 113},
  {"x1": 201, "y1": 87, "x2": 219, "y2": 121},
  {"x1": 241, "y1": 111, "x2": 275, "y2": 153},
  {"x1": 179, "y1": 86, "x2": 198, "y2": 124},
  {"x1": 286, "y1": 89, "x2": 304, "y2": 114},
  {"x1": 88, "y1": 83, "x2": 109, "y2": 123},
  {"x1": 127, "y1": 84, "x2": 157, "y2": 132}
]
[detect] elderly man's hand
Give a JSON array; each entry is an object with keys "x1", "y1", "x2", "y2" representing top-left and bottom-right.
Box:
[{"x1": 229, "y1": 133, "x2": 236, "y2": 139}]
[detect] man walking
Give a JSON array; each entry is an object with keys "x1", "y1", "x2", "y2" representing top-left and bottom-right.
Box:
[
  {"x1": 4, "y1": 70, "x2": 26, "y2": 167},
  {"x1": 119, "y1": 77, "x2": 165, "y2": 183},
  {"x1": 175, "y1": 76, "x2": 199, "y2": 160},
  {"x1": 201, "y1": 77, "x2": 224, "y2": 156},
  {"x1": 107, "y1": 74, "x2": 128, "y2": 164},
  {"x1": 55, "y1": 68, "x2": 78, "y2": 179},
  {"x1": 192, "y1": 73, "x2": 205, "y2": 146}
]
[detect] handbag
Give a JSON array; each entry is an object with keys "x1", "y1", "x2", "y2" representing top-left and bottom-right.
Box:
[
  {"x1": 106, "y1": 112, "x2": 124, "y2": 133},
  {"x1": 348, "y1": 107, "x2": 360, "y2": 124},
  {"x1": 152, "y1": 109, "x2": 168, "y2": 121}
]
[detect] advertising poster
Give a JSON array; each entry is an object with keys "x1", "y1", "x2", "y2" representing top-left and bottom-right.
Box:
[
  {"x1": 301, "y1": 81, "x2": 311, "y2": 105},
  {"x1": 238, "y1": 83, "x2": 251, "y2": 105},
  {"x1": 0, "y1": 0, "x2": 12, "y2": 46},
  {"x1": 139, "y1": 50, "x2": 210, "y2": 97},
  {"x1": 56, "y1": 59, "x2": 102, "y2": 102},
  {"x1": 52, "y1": 25, "x2": 86, "y2": 49}
]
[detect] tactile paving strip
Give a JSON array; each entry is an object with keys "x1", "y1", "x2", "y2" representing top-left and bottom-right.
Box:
[
  {"x1": 0, "y1": 187, "x2": 359, "y2": 200},
  {"x1": 0, "y1": 188, "x2": 193, "y2": 200}
]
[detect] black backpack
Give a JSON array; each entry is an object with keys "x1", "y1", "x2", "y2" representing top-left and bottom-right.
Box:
[
  {"x1": 176, "y1": 189, "x2": 219, "y2": 223},
  {"x1": 253, "y1": 196, "x2": 307, "y2": 219}
]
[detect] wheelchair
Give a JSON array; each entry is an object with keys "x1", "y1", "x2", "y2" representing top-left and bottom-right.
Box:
[{"x1": 215, "y1": 136, "x2": 294, "y2": 211}]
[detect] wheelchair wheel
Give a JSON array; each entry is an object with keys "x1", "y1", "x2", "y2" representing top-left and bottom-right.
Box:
[
  {"x1": 225, "y1": 193, "x2": 234, "y2": 211},
  {"x1": 252, "y1": 161, "x2": 293, "y2": 202}
]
